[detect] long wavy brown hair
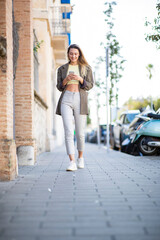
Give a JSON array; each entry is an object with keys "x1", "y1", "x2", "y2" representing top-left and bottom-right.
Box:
[{"x1": 67, "y1": 44, "x2": 89, "y2": 75}]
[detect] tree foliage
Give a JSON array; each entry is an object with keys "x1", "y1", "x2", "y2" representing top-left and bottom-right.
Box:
[
  {"x1": 145, "y1": 3, "x2": 160, "y2": 49},
  {"x1": 146, "y1": 64, "x2": 154, "y2": 80},
  {"x1": 123, "y1": 97, "x2": 160, "y2": 111},
  {"x1": 33, "y1": 40, "x2": 44, "y2": 53},
  {"x1": 99, "y1": 1, "x2": 125, "y2": 106},
  {"x1": 146, "y1": 63, "x2": 154, "y2": 109}
]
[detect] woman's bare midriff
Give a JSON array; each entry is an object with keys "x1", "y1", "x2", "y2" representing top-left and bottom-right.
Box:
[{"x1": 66, "y1": 84, "x2": 79, "y2": 92}]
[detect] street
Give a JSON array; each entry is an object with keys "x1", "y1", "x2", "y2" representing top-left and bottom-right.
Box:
[{"x1": 0, "y1": 143, "x2": 160, "y2": 240}]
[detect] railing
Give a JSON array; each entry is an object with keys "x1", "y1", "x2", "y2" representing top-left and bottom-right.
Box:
[
  {"x1": 52, "y1": 20, "x2": 68, "y2": 35},
  {"x1": 51, "y1": 6, "x2": 71, "y2": 36}
]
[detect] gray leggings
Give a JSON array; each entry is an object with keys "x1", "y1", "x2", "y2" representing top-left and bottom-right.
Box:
[{"x1": 61, "y1": 90, "x2": 86, "y2": 155}]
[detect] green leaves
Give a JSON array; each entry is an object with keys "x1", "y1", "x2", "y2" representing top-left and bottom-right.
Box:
[
  {"x1": 124, "y1": 97, "x2": 160, "y2": 111},
  {"x1": 146, "y1": 64, "x2": 154, "y2": 80},
  {"x1": 102, "y1": 1, "x2": 126, "y2": 107},
  {"x1": 33, "y1": 40, "x2": 44, "y2": 53},
  {"x1": 94, "y1": 1, "x2": 125, "y2": 110},
  {"x1": 145, "y1": 3, "x2": 160, "y2": 49}
]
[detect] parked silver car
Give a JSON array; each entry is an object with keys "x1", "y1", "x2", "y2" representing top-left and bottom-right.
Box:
[{"x1": 111, "y1": 110, "x2": 140, "y2": 150}]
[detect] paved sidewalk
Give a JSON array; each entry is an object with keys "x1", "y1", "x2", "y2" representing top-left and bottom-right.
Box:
[{"x1": 0, "y1": 143, "x2": 160, "y2": 240}]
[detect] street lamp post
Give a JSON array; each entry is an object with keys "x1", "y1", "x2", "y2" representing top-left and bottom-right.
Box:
[
  {"x1": 94, "y1": 71, "x2": 101, "y2": 148},
  {"x1": 106, "y1": 47, "x2": 110, "y2": 152}
]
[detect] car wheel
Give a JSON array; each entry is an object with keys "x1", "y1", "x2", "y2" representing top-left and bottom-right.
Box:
[
  {"x1": 120, "y1": 145, "x2": 126, "y2": 153},
  {"x1": 138, "y1": 136, "x2": 158, "y2": 156}
]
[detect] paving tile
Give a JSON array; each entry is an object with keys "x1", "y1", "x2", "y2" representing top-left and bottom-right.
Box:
[
  {"x1": 115, "y1": 234, "x2": 160, "y2": 240},
  {"x1": 0, "y1": 143, "x2": 159, "y2": 239},
  {"x1": 37, "y1": 237, "x2": 112, "y2": 240}
]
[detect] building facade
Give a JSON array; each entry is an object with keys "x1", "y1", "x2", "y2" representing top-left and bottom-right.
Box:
[{"x1": 0, "y1": 0, "x2": 72, "y2": 181}]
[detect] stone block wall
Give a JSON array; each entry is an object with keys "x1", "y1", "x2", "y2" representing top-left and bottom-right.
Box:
[
  {"x1": 14, "y1": 0, "x2": 36, "y2": 165},
  {"x1": 34, "y1": 90, "x2": 47, "y2": 156},
  {"x1": 0, "y1": 0, "x2": 17, "y2": 181},
  {"x1": 0, "y1": 0, "x2": 70, "y2": 181}
]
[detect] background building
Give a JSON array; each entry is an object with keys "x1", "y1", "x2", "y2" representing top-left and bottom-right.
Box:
[{"x1": 0, "y1": 0, "x2": 72, "y2": 181}]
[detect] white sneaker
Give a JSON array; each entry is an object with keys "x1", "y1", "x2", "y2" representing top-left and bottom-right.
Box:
[
  {"x1": 66, "y1": 161, "x2": 77, "y2": 171},
  {"x1": 77, "y1": 158, "x2": 84, "y2": 169}
]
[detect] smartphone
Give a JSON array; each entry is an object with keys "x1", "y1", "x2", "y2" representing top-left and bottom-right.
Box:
[{"x1": 69, "y1": 71, "x2": 74, "y2": 74}]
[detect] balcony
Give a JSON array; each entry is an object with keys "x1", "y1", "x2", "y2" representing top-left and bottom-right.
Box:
[
  {"x1": 51, "y1": 6, "x2": 71, "y2": 35},
  {"x1": 52, "y1": 20, "x2": 70, "y2": 36},
  {"x1": 52, "y1": 35, "x2": 68, "y2": 66},
  {"x1": 51, "y1": 6, "x2": 71, "y2": 66}
]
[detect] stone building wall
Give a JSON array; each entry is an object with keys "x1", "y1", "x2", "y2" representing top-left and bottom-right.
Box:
[
  {"x1": 14, "y1": 0, "x2": 36, "y2": 166},
  {"x1": 34, "y1": 91, "x2": 47, "y2": 156},
  {"x1": 0, "y1": 0, "x2": 17, "y2": 180},
  {"x1": 0, "y1": 0, "x2": 71, "y2": 181}
]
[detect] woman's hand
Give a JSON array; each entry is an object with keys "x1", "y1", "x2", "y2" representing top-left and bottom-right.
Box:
[
  {"x1": 62, "y1": 74, "x2": 83, "y2": 86},
  {"x1": 69, "y1": 74, "x2": 84, "y2": 84},
  {"x1": 62, "y1": 74, "x2": 72, "y2": 86}
]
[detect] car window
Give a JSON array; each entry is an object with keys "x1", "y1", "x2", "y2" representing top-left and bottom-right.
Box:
[
  {"x1": 119, "y1": 114, "x2": 125, "y2": 124},
  {"x1": 124, "y1": 113, "x2": 137, "y2": 124}
]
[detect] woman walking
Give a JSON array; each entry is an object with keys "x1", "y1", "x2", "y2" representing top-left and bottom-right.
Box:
[{"x1": 56, "y1": 44, "x2": 94, "y2": 171}]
